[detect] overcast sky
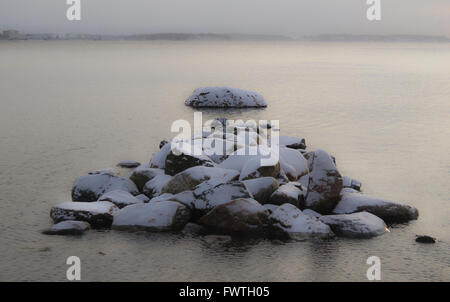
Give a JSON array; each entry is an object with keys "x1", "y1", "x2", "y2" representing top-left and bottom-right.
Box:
[{"x1": 0, "y1": 0, "x2": 449, "y2": 37}]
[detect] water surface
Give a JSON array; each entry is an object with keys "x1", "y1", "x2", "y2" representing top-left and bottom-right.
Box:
[{"x1": 0, "y1": 40, "x2": 449, "y2": 281}]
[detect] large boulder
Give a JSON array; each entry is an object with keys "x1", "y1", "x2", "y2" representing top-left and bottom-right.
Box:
[
  {"x1": 199, "y1": 198, "x2": 269, "y2": 233},
  {"x1": 42, "y1": 220, "x2": 91, "y2": 235},
  {"x1": 269, "y1": 182, "x2": 306, "y2": 207},
  {"x1": 112, "y1": 201, "x2": 190, "y2": 232},
  {"x1": 165, "y1": 150, "x2": 216, "y2": 176},
  {"x1": 319, "y1": 212, "x2": 389, "y2": 238},
  {"x1": 98, "y1": 190, "x2": 144, "y2": 208},
  {"x1": 142, "y1": 174, "x2": 172, "y2": 198},
  {"x1": 279, "y1": 147, "x2": 309, "y2": 181},
  {"x1": 162, "y1": 166, "x2": 239, "y2": 194},
  {"x1": 129, "y1": 164, "x2": 164, "y2": 191},
  {"x1": 239, "y1": 157, "x2": 280, "y2": 181},
  {"x1": 185, "y1": 87, "x2": 267, "y2": 108},
  {"x1": 243, "y1": 177, "x2": 279, "y2": 204},
  {"x1": 72, "y1": 172, "x2": 139, "y2": 202},
  {"x1": 333, "y1": 192, "x2": 419, "y2": 223},
  {"x1": 304, "y1": 149, "x2": 343, "y2": 213},
  {"x1": 269, "y1": 203, "x2": 334, "y2": 239},
  {"x1": 50, "y1": 201, "x2": 118, "y2": 228},
  {"x1": 193, "y1": 181, "x2": 252, "y2": 212}
]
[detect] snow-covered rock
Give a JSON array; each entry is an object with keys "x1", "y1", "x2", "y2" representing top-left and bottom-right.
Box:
[
  {"x1": 165, "y1": 149, "x2": 216, "y2": 176},
  {"x1": 117, "y1": 160, "x2": 141, "y2": 168},
  {"x1": 98, "y1": 190, "x2": 143, "y2": 208},
  {"x1": 342, "y1": 176, "x2": 362, "y2": 191},
  {"x1": 72, "y1": 173, "x2": 139, "y2": 202},
  {"x1": 333, "y1": 192, "x2": 419, "y2": 223},
  {"x1": 243, "y1": 177, "x2": 279, "y2": 204},
  {"x1": 142, "y1": 174, "x2": 173, "y2": 198},
  {"x1": 149, "y1": 191, "x2": 197, "y2": 208},
  {"x1": 218, "y1": 154, "x2": 256, "y2": 172},
  {"x1": 269, "y1": 182, "x2": 306, "y2": 208},
  {"x1": 50, "y1": 201, "x2": 118, "y2": 228},
  {"x1": 279, "y1": 147, "x2": 309, "y2": 180},
  {"x1": 263, "y1": 204, "x2": 279, "y2": 214},
  {"x1": 269, "y1": 204, "x2": 334, "y2": 239},
  {"x1": 185, "y1": 87, "x2": 267, "y2": 108},
  {"x1": 239, "y1": 157, "x2": 280, "y2": 181},
  {"x1": 112, "y1": 201, "x2": 190, "y2": 232},
  {"x1": 135, "y1": 194, "x2": 150, "y2": 203},
  {"x1": 162, "y1": 166, "x2": 239, "y2": 194},
  {"x1": 302, "y1": 209, "x2": 322, "y2": 218},
  {"x1": 279, "y1": 136, "x2": 306, "y2": 150},
  {"x1": 42, "y1": 220, "x2": 91, "y2": 235},
  {"x1": 199, "y1": 198, "x2": 269, "y2": 233},
  {"x1": 129, "y1": 165, "x2": 164, "y2": 191},
  {"x1": 194, "y1": 181, "x2": 251, "y2": 212},
  {"x1": 304, "y1": 149, "x2": 343, "y2": 213},
  {"x1": 319, "y1": 212, "x2": 389, "y2": 238},
  {"x1": 149, "y1": 143, "x2": 172, "y2": 169}
]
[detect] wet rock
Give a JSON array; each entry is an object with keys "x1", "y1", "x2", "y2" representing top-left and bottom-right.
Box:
[
  {"x1": 415, "y1": 235, "x2": 436, "y2": 244},
  {"x1": 112, "y1": 201, "x2": 190, "y2": 232},
  {"x1": 182, "y1": 223, "x2": 206, "y2": 235},
  {"x1": 98, "y1": 189, "x2": 143, "y2": 208},
  {"x1": 185, "y1": 87, "x2": 267, "y2": 108},
  {"x1": 72, "y1": 172, "x2": 139, "y2": 202},
  {"x1": 129, "y1": 165, "x2": 164, "y2": 191},
  {"x1": 243, "y1": 177, "x2": 279, "y2": 204},
  {"x1": 42, "y1": 220, "x2": 91, "y2": 235},
  {"x1": 319, "y1": 212, "x2": 389, "y2": 239},
  {"x1": 269, "y1": 203, "x2": 334, "y2": 239},
  {"x1": 162, "y1": 166, "x2": 239, "y2": 194},
  {"x1": 117, "y1": 160, "x2": 141, "y2": 168},
  {"x1": 199, "y1": 198, "x2": 269, "y2": 233},
  {"x1": 269, "y1": 182, "x2": 306, "y2": 208},
  {"x1": 50, "y1": 201, "x2": 118, "y2": 228},
  {"x1": 333, "y1": 192, "x2": 419, "y2": 223},
  {"x1": 279, "y1": 136, "x2": 306, "y2": 150},
  {"x1": 201, "y1": 235, "x2": 232, "y2": 247},
  {"x1": 304, "y1": 149, "x2": 343, "y2": 213}
]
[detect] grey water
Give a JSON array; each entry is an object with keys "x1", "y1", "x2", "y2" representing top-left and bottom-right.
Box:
[{"x1": 0, "y1": 40, "x2": 449, "y2": 281}]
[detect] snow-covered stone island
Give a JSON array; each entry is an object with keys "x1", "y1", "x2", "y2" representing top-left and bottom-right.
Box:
[
  {"x1": 44, "y1": 114, "x2": 418, "y2": 241},
  {"x1": 185, "y1": 87, "x2": 267, "y2": 108}
]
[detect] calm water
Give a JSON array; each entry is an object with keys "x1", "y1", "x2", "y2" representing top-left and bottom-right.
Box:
[{"x1": 0, "y1": 40, "x2": 449, "y2": 281}]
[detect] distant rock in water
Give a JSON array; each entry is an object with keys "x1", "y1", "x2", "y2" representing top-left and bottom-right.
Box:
[
  {"x1": 185, "y1": 87, "x2": 267, "y2": 108},
  {"x1": 117, "y1": 160, "x2": 140, "y2": 168},
  {"x1": 415, "y1": 235, "x2": 436, "y2": 244},
  {"x1": 42, "y1": 221, "x2": 90, "y2": 235}
]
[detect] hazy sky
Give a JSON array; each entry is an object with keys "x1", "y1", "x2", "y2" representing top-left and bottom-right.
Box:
[{"x1": 0, "y1": 0, "x2": 449, "y2": 36}]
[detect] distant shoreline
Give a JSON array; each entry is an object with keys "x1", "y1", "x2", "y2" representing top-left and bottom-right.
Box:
[{"x1": 0, "y1": 31, "x2": 449, "y2": 42}]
